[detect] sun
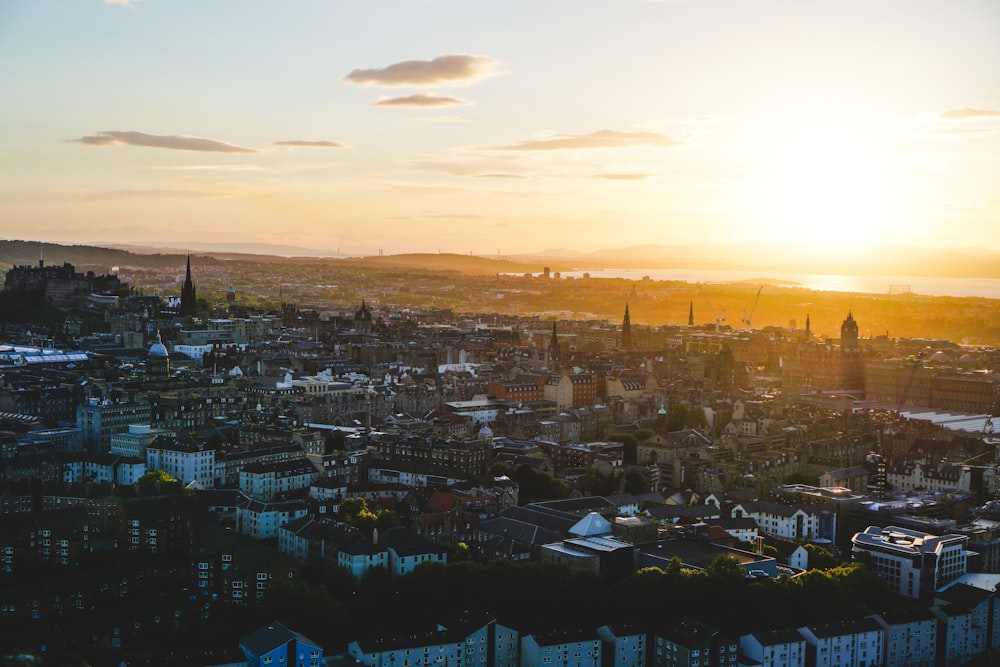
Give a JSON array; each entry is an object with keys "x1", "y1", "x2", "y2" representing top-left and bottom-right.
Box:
[{"x1": 768, "y1": 129, "x2": 890, "y2": 249}]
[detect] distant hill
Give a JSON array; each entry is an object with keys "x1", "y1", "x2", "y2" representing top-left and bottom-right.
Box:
[
  {"x1": 339, "y1": 253, "x2": 553, "y2": 275},
  {"x1": 514, "y1": 242, "x2": 1000, "y2": 279},
  {"x1": 3, "y1": 239, "x2": 998, "y2": 280}
]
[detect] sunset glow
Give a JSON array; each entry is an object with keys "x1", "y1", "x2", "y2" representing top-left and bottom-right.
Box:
[{"x1": 0, "y1": 0, "x2": 998, "y2": 258}]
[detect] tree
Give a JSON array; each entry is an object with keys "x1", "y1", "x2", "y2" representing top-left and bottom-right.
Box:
[
  {"x1": 804, "y1": 543, "x2": 839, "y2": 570},
  {"x1": 706, "y1": 554, "x2": 746, "y2": 581},
  {"x1": 139, "y1": 470, "x2": 178, "y2": 485},
  {"x1": 623, "y1": 470, "x2": 648, "y2": 495},
  {"x1": 338, "y1": 498, "x2": 379, "y2": 532}
]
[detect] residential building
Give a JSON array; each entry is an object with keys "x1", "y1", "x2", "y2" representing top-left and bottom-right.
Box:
[
  {"x1": 240, "y1": 621, "x2": 323, "y2": 667},
  {"x1": 520, "y1": 629, "x2": 602, "y2": 667},
  {"x1": 796, "y1": 618, "x2": 883, "y2": 667},
  {"x1": 873, "y1": 608, "x2": 937, "y2": 667},
  {"x1": 739, "y1": 629, "x2": 807, "y2": 667}
]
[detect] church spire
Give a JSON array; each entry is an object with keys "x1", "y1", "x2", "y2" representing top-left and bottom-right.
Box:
[
  {"x1": 548, "y1": 321, "x2": 561, "y2": 371},
  {"x1": 688, "y1": 300, "x2": 694, "y2": 327},
  {"x1": 621, "y1": 302, "x2": 632, "y2": 350},
  {"x1": 179, "y1": 254, "x2": 197, "y2": 317}
]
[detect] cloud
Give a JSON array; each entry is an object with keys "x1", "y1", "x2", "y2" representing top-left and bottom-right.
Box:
[
  {"x1": 939, "y1": 106, "x2": 1000, "y2": 121},
  {"x1": 73, "y1": 130, "x2": 256, "y2": 153},
  {"x1": 917, "y1": 126, "x2": 996, "y2": 139},
  {"x1": 475, "y1": 173, "x2": 528, "y2": 179},
  {"x1": 474, "y1": 129, "x2": 689, "y2": 151},
  {"x1": 374, "y1": 93, "x2": 470, "y2": 108},
  {"x1": 104, "y1": 0, "x2": 139, "y2": 7},
  {"x1": 344, "y1": 54, "x2": 501, "y2": 88},
  {"x1": 273, "y1": 140, "x2": 348, "y2": 148},
  {"x1": 591, "y1": 173, "x2": 651, "y2": 180},
  {"x1": 413, "y1": 115, "x2": 471, "y2": 123}
]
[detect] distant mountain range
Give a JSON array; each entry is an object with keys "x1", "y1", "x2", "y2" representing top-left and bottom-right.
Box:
[{"x1": 1, "y1": 239, "x2": 998, "y2": 279}]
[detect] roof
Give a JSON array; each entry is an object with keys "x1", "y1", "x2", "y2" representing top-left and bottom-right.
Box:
[
  {"x1": 241, "y1": 620, "x2": 320, "y2": 655},
  {"x1": 801, "y1": 617, "x2": 882, "y2": 639},
  {"x1": 569, "y1": 512, "x2": 613, "y2": 537}
]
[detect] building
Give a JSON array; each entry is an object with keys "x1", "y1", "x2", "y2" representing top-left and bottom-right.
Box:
[
  {"x1": 739, "y1": 629, "x2": 807, "y2": 667},
  {"x1": 873, "y1": 608, "x2": 937, "y2": 667},
  {"x1": 520, "y1": 630, "x2": 602, "y2": 667},
  {"x1": 731, "y1": 501, "x2": 836, "y2": 543},
  {"x1": 77, "y1": 399, "x2": 152, "y2": 452},
  {"x1": 851, "y1": 525, "x2": 968, "y2": 600},
  {"x1": 796, "y1": 618, "x2": 883, "y2": 667},
  {"x1": 109, "y1": 424, "x2": 175, "y2": 459},
  {"x1": 240, "y1": 621, "x2": 324, "y2": 667},
  {"x1": 146, "y1": 437, "x2": 216, "y2": 487},
  {"x1": 239, "y1": 459, "x2": 318, "y2": 501},
  {"x1": 650, "y1": 617, "x2": 736, "y2": 667},
  {"x1": 931, "y1": 583, "x2": 992, "y2": 667}
]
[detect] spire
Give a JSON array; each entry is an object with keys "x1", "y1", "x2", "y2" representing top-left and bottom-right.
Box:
[
  {"x1": 179, "y1": 254, "x2": 197, "y2": 317},
  {"x1": 548, "y1": 321, "x2": 561, "y2": 371},
  {"x1": 688, "y1": 300, "x2": 694, "y2": 327},
  {"x1": 622, "y1": 302, "x2": 632, "y2": 350}
]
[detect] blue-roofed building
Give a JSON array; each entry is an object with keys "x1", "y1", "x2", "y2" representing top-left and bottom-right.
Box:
[{"x1": 240, "y1": 620, "x2": 323, "y2": 667}]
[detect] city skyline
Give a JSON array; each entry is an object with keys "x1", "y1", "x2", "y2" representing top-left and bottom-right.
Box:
[{"x1": 1, "y1": 0, "x2": 999, "y2": 256}]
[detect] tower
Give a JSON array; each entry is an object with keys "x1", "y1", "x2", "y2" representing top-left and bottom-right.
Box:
[
  {"x1": 146, "y1": 330, "x2": 170, "y2": 378},
  {"x1": 621, "y1": 302, "x2": 632, "y2": 350},
  {"x1": 548, "y1": 321, "x2": 561, "y2": 371},
  {"x1": 841, "y1": 310, "x2": 859, "y2": 350},
  {"x1": 179, "y1": 255, "x2": 197, "y2": 317},
  {"x1": 688, "y1": 301, "x2": 694, "y2": 327}
]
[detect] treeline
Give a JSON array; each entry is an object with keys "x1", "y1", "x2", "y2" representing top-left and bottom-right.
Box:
[{"x1": 214, "y1": 555, "x2": 902, "y2": 654}]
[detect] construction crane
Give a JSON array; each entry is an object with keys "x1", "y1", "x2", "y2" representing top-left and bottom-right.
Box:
[
  {"x1": 870, "y1": 351, "x2": 929, "y2": 501},
  {"x1": 742, "y1": 285, "x2": 763, "y2": 329},
  {"x1": 698, "y1": 285, "x2": 726, "y2": 333}
]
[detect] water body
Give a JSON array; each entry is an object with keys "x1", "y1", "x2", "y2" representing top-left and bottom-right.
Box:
[{"x1": 556, "y1": 268, "x2": 1000, "y2": 299}]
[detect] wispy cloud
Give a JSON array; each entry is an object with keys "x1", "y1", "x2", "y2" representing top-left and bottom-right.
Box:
[
  {"x1": 904, "y1": 106, "x2": 1000, "y2": 141},
  {"x1": 73, "y1": 130, "x2": 256, "y2": 153},
  {"x1": 344, "y1": 54, "x2": 501, "y2": 88},
  {"x1": 104, "y1": 0, "x2": 140, "y2": 8},
  {"x1": 474, "y1": 129, "x2": 689, "y2": 151},
  {"x1": 273, "y1": 140, "x2": 348, "y2": 148},
  {"x1": 591, "y1": 173, "x2": 651, "y2": 180},
  {"x1": 413, "y1": 115, "x2": 471, "y2": 123},
  {"x1": 374, "y1": 93, "x2": 470, "y2": 108},
  {"x1": 938, "y1": 106, "x2": 1000, "y2": 121},
  {"x1": 475, "y1": 173, "x2": 528, "y2": 179},
  {"x1": 916, "y1": 126, "x2": 996, "y2": 139}
]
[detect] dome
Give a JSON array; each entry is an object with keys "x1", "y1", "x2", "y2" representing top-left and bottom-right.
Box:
[
  {"x1": 148, "y1": 331, "x2": 169, "y2": 358},
  {"x1": 958, "y1": 354, "x2": 977, "y2": 368},
  {"x1": 928, "y1": 350, "x2": 951, "y2": 365}
]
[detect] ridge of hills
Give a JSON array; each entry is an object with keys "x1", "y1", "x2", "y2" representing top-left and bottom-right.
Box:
[{"x1": 2, "y1": 239, "x2": 999, "y2": 280}]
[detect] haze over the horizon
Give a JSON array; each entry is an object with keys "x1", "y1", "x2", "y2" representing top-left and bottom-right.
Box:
[{"x1": 1, "y1": 1, "x2": 999, "y2": 257}]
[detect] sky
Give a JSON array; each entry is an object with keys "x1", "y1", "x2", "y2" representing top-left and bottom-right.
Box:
[{"x1": 1, "y1": 0, "x2": 999, "y2": 257}]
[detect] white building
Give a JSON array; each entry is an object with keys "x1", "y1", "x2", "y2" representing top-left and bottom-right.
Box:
[
  {"x1": 348, "y1": 621, "x2": 490, "y2": 667},
  {"x1": 932, "y1": 582, "x2": 992, "y2": 666},
  {"x1": 520, "y1": 631, "x2": 602, "y2": 667},
  {"x1": 110, "y1": 424, "x2": 175, "y2": 459},
  {"x1": 731, "y1": 501, "x2": 836, "y2": 543},
  {"x1": 796, "y1": 618, "x2": 883, "y2": 667},
  {"x1": 739, "y1": 629, "x2": 807, "y2": 667},
  {"x1": 237, "y1": 499, "x2": 309, "y2": 540},
  {"x1": 239, "y1": 459, "x2": 318, "y2": 501},
  {"x1": 146, "y1": 439, "x2": 216, "y2": 487},
  {"x1": 851, "y1": 525, "x2": 968, "y2": 599},
  {"x1": 873, "y1": 608, "x2": 937, "y2": 667}
]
